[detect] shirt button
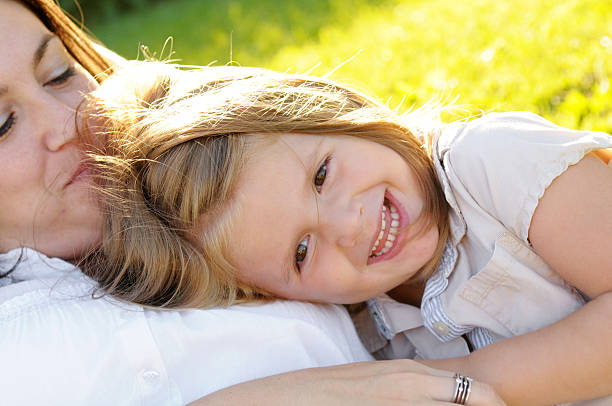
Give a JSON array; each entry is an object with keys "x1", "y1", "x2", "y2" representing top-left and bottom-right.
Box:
[
  {"x1": 142, "y1": 370, "x2": 160, "y2": 385},
  {"x1": 432, "y1": 321, "x2": 451, "y2": 336}
]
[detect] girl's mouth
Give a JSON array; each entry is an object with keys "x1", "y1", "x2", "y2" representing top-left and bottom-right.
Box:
[{"x1": 367, "y1": 191, "x2": 408, "y2": 264}]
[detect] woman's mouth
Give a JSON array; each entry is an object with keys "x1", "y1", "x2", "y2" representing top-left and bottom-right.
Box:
[
  {"x1": 367, "y1": 192, "x2": 408, "y2": 264},
  {"x1": 65, "y1": 162, "x2": 91, "y2": 188}
]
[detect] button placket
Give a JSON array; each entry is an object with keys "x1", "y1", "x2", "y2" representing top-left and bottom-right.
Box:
[
  {"x1": 432, "y1": 321, "x2": 451, "y2": 336},
  {"x1": 142, "y1": 369, "x2": 161, "y2": 385}
]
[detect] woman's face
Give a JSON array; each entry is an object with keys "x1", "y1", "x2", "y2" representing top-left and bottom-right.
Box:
[
  {"x1": 228, "y1": 133, "x2": 439, "y2": 304},
  {"x1": 0, "y1": 1, "x2": 102, "y2": 259}
]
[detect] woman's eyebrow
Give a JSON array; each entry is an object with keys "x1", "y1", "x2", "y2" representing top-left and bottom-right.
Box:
[
  {"x1": 1, "y1": 35, "x2": 56, "y2": 97},
  {"x1": 32, "y1": 34, "x2": 55, "y2": 69}
]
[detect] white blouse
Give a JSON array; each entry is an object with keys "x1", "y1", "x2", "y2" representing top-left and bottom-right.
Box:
[{"x1": 0, "y1": 248, "x2": 372, "y2": 405}]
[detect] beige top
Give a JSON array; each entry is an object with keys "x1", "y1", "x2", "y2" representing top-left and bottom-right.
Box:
[{"x1": 352, "y1": 112, "x2": 612, "y2": 405}]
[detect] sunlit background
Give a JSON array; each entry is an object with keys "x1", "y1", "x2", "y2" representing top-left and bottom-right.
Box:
[{"x1": 62, "y1": 0, "x2": 611, "y2": 132}]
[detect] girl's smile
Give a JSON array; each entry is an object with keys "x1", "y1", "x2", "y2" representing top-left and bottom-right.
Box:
[
  {"x1": 227, "y1": 133, "x2": 439, "y2": 304},
  {"x1": 367, "y1": 191, "x2": 410, "y2": 264}
]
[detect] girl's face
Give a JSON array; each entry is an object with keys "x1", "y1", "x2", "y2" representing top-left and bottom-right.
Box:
[
  {"x1": 228, "y1": 133, "x2": 439, "y2": 304},
  {"x1": 0, "y1": 1, "x2": 102, "y2": 259}
]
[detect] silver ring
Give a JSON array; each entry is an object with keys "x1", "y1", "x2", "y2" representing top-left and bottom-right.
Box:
[{"x1": 453, "y1": 373, "x2": 473, "y2": 405}]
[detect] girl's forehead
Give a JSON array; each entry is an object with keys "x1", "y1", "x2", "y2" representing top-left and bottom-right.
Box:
[
  {"x1": 240, "y1": 134, "x2": 327, "y2": 182},
  {"x1": 247, "y1": 132, "x2": 327, "y2": 154},
  {"x1": 244, "y1": 133, "x2": 282, "y2": 153}
]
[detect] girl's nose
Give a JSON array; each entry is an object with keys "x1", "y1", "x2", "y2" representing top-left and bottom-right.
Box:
[{"x1": 321, "y1": 198, "x2": 365, "y2": 248}]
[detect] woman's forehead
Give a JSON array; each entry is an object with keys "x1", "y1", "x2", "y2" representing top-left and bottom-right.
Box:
[
  {"x1": 0, "y1": 1, "x2": 49, "y2": 40},
  {"x1": 0, "y1": 1, "x2": 52, "y2": 74}
]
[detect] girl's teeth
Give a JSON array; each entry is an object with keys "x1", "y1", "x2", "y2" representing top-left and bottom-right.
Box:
[{"x1": 370, "y1": 199, "x2": 401, "y2": 257}]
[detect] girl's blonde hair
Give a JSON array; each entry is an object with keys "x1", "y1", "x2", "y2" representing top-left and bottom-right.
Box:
[{"x1": 84, "y1": 61, "x2": 450, "y2": 309}]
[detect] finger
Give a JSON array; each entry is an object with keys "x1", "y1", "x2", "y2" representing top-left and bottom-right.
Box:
[
  {"x1": 463, "y1": 380, "x2": 505, "y2": 406},
  {"x1": 438, "y1": 374, "x2": 505, "y2": 406}
]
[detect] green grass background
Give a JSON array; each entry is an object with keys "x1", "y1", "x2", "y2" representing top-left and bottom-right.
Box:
[{"x1": 89, "y1": 0, "x2": 611, "y2": 132}]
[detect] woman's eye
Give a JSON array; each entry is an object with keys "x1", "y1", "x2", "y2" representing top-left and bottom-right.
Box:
[
  {"x1": 45, "y1": 67, "x2": 76, "y2": 87},
  {"x1": 295, "y1": 236, "x2": 310, "y2": 271},
  {"x1": 0, "y1": 112, "x2": 16, "y2": 139},
  {"x1": 314, "y1": 157, "x2": 330, "y2": 191}
]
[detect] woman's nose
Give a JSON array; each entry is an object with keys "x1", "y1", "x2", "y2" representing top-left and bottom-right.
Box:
[
  {"x1": 39, "y1": 94, "x2": 79, "y2": 152},
  {"x1": 320, "y1": 198, "x2": 365, "y2": 248}
]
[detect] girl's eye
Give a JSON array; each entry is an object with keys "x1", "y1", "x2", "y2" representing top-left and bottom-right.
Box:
[
  {"x1": 45, "y1": 67, "x2": 76, "y2": 87},
  {"x1": 314, "y1": 157, "x2": 330, "y2": 191},
  {"x1": 0, "y1": 112, "x2": 16, "y2": 139},
  {"x1": 295, "y1": 235, "x2": 310, "y2": 271}
]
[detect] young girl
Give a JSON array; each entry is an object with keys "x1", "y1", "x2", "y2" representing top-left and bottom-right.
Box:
[{"x1": 87, "y1": 60, "x2": 612, "y2": 405}]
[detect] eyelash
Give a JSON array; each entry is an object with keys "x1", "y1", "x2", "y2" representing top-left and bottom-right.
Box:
[
  {"x1": 46, "y1": 67, "x2": 76, "y2": 86},
  {"x1": 295, "y1": 236, "x2": 309, "y2": 271},
  {"x1": 0, "y1": 67, "x2": 76, "y2": 141},
  {"x1": 313, "y1": 156, "x2": 330, "y2": 192},
  {"x1": 0, "y1": 112, "x2": 16, "y2": 139},
  {"x1": 295, "y1": 156, "x2": 332, "y2": 271}
]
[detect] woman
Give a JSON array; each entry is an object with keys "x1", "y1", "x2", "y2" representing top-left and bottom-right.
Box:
[
  {"x1": 0, "y1": 0, "x2": 107, "y2": 260},
  {"x1": 0, "y1": 1, "x2": 504, "y2": 405}
]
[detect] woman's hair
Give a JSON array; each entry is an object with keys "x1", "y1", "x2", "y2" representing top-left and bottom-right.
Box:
[
  {"x1": 84, "y1": 60, "x2": 450, "y2": 309},
  {"x1": 18, "y1": 0, "x2": 113, "y2": 80}
]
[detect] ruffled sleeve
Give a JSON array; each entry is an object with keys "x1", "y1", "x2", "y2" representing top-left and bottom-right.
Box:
[{"x1": 443, "y1": 112, "x2": 612, "y2": 242}]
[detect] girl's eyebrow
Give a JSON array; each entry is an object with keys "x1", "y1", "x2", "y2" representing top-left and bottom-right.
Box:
[{"x1": 32, "y1": 34, "x2": 55, "y2": 69}]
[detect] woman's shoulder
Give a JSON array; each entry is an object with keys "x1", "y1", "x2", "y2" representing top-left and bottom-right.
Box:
[
  {"x1": 0, "y1": 248, "x2": 128, "y2": 323},
  {"x1": 0, "y1": 262, "x2": 172, "y2": 405}
]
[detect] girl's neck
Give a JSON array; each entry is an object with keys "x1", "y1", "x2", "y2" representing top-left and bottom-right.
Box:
[{"x1": 386, "y1": 280, "x2": 426, "y2": 307}]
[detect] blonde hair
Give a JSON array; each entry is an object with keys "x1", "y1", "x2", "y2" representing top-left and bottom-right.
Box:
[{"x1": 84, "y1": 61, "x2": 450, "y2": 309}]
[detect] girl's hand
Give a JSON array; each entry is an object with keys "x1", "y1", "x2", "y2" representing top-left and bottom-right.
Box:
[{"x1": 190, "y1": 360, "x2": 505, "y2": 406}]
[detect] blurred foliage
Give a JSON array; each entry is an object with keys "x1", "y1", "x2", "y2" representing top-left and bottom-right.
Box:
[
  {"x1": 88, "y1": 0, "x2": 611, "y2": 132},
  {"x1": 59, "y1": 0, "x2": 160, "y2": 23}
]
